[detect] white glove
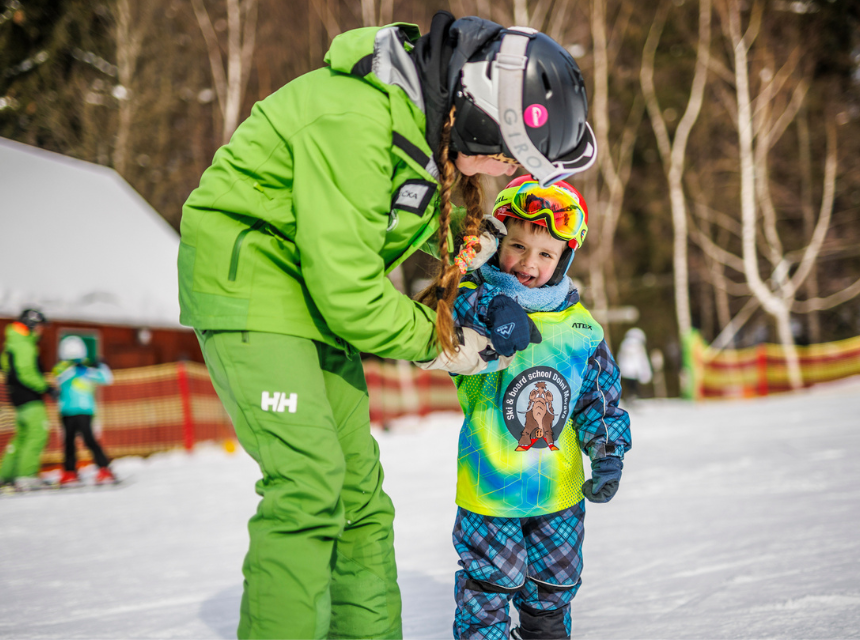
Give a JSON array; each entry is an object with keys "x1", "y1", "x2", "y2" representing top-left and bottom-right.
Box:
[
  {"x1": 415, "y1": 327, "x2": 496, "y2": 376},
  {"x1": 465, "y1": 217, "x2": 507, "y2": 272}
]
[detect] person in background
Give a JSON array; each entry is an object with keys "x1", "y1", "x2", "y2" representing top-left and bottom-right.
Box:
[
  {"x1": 446, "y1": 176, "x2": 631, "y2": 639},
  {"x1": 53, "y1": 335, "x2": 116, "y2": 485},
  {"x1": 0, "y1": 309, "x2": 54, "y2": 491},
  {"x1": 617, "y1": 327, "x2": 653, "y2": 401}
]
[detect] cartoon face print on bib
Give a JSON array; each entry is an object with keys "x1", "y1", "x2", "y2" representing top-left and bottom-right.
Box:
[{"x1": 502, "y1": 366, "x2": 571, "y2": 451}]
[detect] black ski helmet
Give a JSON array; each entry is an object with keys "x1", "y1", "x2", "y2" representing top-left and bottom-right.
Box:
[
  {"x1": 18, "y1": 308, "x2": 47, "y2": 330},
  {"x1": 449, "y1": 25, "x2": 596, "y2": 186}
]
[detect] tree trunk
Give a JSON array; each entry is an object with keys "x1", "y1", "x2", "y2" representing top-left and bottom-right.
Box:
[
  {"x1": 797, "y1": 103, "x2": 821, "y2": 343},
  {"x1": 727, "y1": 0, "x2": 803, "y2": 389}
]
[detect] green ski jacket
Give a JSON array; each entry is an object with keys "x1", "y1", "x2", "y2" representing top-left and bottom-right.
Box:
[
  {"x1": 2, "y1": 322, "x2": 48, "y2": 407},
  {"x1": 179, "y1": 24, "x2": 450, "y2": 362}
]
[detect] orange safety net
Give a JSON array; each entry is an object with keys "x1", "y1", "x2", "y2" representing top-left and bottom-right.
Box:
[
  {"x1": 0, "y1": 362, "x2": 234, "y2": 465},
  {"x1": 1, "y1": 360, "x2": 463, "y2": 467},
  {"x1": 363, "y1": 359, "x2": 462, "y2": 426},
  {"x1": 691, "y1": 334, "x2": 860, "y2": 399}
]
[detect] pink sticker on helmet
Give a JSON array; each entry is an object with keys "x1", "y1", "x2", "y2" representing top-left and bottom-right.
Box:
[{"x1": 524, "y1": 104, "x2": 548, "y2": 128}]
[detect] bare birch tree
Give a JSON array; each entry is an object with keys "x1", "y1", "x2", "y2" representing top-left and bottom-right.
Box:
[
  {"x1": 706, "y1": 0, "x2": 840, "y2": 388},
  {"x1": 190, "y1": 0, "x2": 258, "y2": 144},
  {"x1": 585, "y1": 0, "x2": 644, "y2": 346},
  {"x1": 361, "y1": 0, "x2": 394, "y2": 27},
  {"x1": 640, "y1": 0, "x2": 711, "y2": 340},
  {"x1": 111, "y1": 0, "x2": 155, "y2": 177}
]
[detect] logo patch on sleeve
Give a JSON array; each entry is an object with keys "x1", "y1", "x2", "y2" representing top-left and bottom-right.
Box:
[{"x1": 392, "y1": 179, "x2": 436, "y2": 216}]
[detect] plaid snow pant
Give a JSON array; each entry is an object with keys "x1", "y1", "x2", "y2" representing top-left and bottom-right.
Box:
[{"x1": 452, "y1": 502, "x2": 585, "y2": 640}]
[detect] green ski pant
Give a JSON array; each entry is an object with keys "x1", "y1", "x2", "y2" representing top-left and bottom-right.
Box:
[
  {"x1": 0, "y1": 400, "x2": 50, "y2": 481},
  {"x1": 197, "y1": 330, "x2": 402, "y2": 640}
]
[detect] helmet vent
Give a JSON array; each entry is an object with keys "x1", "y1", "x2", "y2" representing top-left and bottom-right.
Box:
[{"x1": 541, "y1": 70, "x2": 553, "y2": 99}]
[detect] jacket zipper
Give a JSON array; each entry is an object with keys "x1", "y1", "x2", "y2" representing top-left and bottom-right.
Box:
[{"x1": 228, "y1": 220, "x2": 266, "y2": 282}]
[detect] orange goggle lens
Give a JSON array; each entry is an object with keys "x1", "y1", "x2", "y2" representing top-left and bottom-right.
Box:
[{"x1": 493, "y1": 183, "x2": 588, "y2": 248}]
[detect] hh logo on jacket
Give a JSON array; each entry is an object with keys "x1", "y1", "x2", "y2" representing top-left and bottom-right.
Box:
[{"x1": 261, "y1": 391, "x2": 298, "y2": 413}]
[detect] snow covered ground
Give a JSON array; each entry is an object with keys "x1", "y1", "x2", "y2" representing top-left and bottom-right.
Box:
[{"x1": 1, "y1": 380, "x2": 859, "y2": 639}]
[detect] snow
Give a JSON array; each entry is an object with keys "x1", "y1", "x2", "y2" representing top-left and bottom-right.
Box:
[
  {"x1": 0, "y1": 137, "x2": 181, "y2": 328},
  {"x1": 1, "y1": 380, "x2": 860, "y2": 639}
]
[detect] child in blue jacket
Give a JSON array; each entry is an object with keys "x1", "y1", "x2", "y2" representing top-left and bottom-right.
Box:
[
  {"x1": 450, "y1": 175, "x2": 631, "y2": 639},
  {"x1": 53, "y1": 336, "x2": 115, "y2": 485}
]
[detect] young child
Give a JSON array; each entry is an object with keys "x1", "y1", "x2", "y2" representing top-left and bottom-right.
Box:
[
  {"x1": 450, "y1": 175, "x2": 632, "y2": 640},
  {"x1": 52, "y1": 336, "x2": 116, "y2": 485}
]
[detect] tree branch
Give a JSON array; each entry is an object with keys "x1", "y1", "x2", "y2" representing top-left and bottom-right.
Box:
[
  {"x1": 786, "y1": 121, "x2": 838, "y2": 298},
  {"x1": 709, "y1": 295, "x2": 760, "y2": 350},
  {"x1": 792, "y1": 276, "x2": 860, "y2": 312},
  {"x1": 529, "y1": 0, "x2": 553, "y2": 31},
  {"x1": 689, "y1": 207, "x2": 747, "y2": 273},
  {"x1": 639, "y1": 0, "x2": 672, "y2": 168},
  {"x1": 548, "y1": 0, "x2": 572, "y2": 44},
  {"x1": 309, "y1": 0, "x2": 341, "y2": 42},
  {"x1": 190, "y1": 0, "x2": 228, "y2": 119}
]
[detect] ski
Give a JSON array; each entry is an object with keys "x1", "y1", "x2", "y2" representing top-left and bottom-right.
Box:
[{"x1": 0, "y1": 477, "x2": 130, "y2": 497}]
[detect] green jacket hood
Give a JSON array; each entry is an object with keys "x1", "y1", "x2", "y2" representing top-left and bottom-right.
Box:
[
  {"x1": 324, "y1": 23, "x2": 427, "y2": 120},
  {"x1": 324, "y1": 23, "x2": 422, "y2": 75}
]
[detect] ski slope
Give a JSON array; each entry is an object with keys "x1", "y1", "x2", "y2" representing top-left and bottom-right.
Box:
[{"x1": 1, "y1": 379, "x2": 859, "y2": 639}]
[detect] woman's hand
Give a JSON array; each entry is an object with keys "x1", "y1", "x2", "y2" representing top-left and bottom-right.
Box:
[{"x1": 415, "y1": 328, "x2": 498, "y2": 375}]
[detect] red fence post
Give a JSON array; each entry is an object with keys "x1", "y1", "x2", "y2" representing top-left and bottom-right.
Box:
[
  {"x1": 176, "y1": 361, "x2": 195, "y2": 452},
  {"x1": 756, "y1": 344, "x2": 769, "y2": 397}
]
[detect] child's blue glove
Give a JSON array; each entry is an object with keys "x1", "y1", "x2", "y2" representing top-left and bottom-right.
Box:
[
  {"x1": 582, "y1": 456, "x2": 623, "y2": 503},
  {"x1": 485, "y1": 295, "x2": 542, "y2": 357}
]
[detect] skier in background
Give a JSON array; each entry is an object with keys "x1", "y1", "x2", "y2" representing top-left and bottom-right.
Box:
[
  {"x1": 0, "y1": 309, "x2": 54, "y2": 491},
  {"x1": 446, "y1": 176, "x2": 631, "y2": 639},
  {"x1": 53, "y1": 335, "x2": 116, "y2": 485},
  {"x1": 617, "y1": 328, "x2": 652, "y2": 401}
]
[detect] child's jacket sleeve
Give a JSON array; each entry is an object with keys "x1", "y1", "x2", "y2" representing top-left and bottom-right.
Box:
[
  {"x1": 572, "y1": 339, "x2": 632, "y2": 460},
  {"x1": 452, "y1": 276, "x2": 498, "y2": 337}
]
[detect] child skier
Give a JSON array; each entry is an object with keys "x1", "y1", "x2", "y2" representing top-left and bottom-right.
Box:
[
  {"x1": 449, "y1": 175, "x2": 632, "y2": 639},
  {"x1": 53, "y1": 336, "x2": 116, "y2": 485}
]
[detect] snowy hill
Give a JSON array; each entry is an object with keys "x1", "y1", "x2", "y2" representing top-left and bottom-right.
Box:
[{"x1": 1, "y1": 380, "x2": 859, "y2": 639}]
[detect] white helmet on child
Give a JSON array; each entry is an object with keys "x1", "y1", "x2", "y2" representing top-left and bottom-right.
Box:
[{"x1": 59, "y1": 335, "x2": 87, "y2": 361}]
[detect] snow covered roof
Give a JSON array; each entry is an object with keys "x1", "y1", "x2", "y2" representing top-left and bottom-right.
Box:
[{"x1": 0, "y1": 137, "x2": 182, "y2": 328}]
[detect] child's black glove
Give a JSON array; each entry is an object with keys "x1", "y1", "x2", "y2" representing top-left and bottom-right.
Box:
[
  {"x1": 582, "y1": 456, "x2": 623, "y2": 503},
  {"x1": 46, "y1": 385, "x2": 60, "y2": 401},
  {"x1": 485, "y1": 295, "x2": 542, "y2": 357}
]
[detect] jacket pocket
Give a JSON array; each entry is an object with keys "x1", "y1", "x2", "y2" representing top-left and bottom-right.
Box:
[{"x1": 228, "y1": 219, "x2": 266, "y2": 282}]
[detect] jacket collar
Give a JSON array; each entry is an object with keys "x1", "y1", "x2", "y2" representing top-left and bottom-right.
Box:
[{"x1": 325, "y1": 24, "x2": 439, "y2": 182}]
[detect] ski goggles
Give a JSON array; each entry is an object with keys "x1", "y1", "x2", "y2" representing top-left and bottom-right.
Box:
[{"x1": 493, "y1": 180, "x2": 588, "y2": 249}]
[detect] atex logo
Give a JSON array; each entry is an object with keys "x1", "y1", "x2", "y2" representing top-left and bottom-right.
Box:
[
  {"x1": 261, "y1": 391, "x2": 298, "y2": 413},
  {"x1": 571, "y1": 322, "x2": 592, "y2": 330}
]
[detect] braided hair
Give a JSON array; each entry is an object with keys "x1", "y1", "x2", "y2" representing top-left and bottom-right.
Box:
[{"x1": 416, "y1": 108, "x2": 487, "y2": 356}]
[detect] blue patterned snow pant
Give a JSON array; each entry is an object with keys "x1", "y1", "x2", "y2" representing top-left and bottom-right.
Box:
[{"x1": 452, "y1": 501, "x2": 586, "y2": 640}]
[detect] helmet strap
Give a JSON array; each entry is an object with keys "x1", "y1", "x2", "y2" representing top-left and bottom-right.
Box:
[
  {"x1": 496, "y1": 30, "x2": 598, "y2": 187},
  {"x1": 546, "y1": 246, "x2": 574, "y2": 287}
]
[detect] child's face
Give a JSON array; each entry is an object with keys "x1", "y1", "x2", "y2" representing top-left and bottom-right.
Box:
[{"x1": 497, "y1": 222, "x2": 567, "y2": 288}]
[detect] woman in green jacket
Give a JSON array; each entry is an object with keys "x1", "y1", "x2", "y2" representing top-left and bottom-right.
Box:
[{"x1": 179, "y1": 11, "x2": 596, "y2": 639}]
